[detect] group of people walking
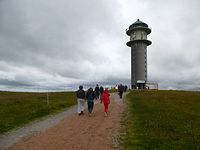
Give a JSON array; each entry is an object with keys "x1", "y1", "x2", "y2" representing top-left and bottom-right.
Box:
[{"x1": 76, "y1": 84, "x2": 110, "y2": 117}]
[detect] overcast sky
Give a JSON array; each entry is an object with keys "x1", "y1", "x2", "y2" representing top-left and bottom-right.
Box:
[{"x1": 0, "y1": 0, "x2": 200, "y2": 91}]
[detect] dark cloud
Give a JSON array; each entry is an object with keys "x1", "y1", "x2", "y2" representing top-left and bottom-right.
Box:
[{"x1": 0, "y1": 79, "x2": 33, "y2": 87}]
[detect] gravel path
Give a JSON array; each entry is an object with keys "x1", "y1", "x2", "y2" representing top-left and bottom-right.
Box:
[
  {"x1": 0, "y1": 106, "x2": 76, "y2": 150},
  {"x1": 1, "y1": 93, "x2": 127, "y2": 150}
]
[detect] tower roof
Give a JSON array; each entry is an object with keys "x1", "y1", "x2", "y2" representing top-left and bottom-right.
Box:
[{"x1": 129, "y1": 19, "x2": 148, "y2": 29}]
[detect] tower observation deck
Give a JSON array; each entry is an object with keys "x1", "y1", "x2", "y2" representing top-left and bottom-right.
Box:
[{"x1": 126, "y1": 19, "x2": 152, "y2": 89}]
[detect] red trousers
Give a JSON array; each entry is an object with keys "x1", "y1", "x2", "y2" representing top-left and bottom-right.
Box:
[{"x1": 104, "y1": 103, "x2": 109, "y2": 113}]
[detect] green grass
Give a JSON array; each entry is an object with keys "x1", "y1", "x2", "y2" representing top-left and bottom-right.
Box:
[
  {"x1": 122, "y1": 90, "x2": 200, "y2": 150},
  {"x1": 0, "y1": 91, "x2": 76, "y2": 133},
  {"x1": 109, "y1": 88, "x2": 118, "y2": 93}
]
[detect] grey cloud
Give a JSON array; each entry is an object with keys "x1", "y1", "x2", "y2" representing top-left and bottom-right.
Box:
[
  {"x1": 0, "y1": 79, "x2": 33, "y2": 87},
  {"x1": 0, "y1": 0, "x2": 200, "y2": 91},
  {"x1": 0, "y1": 0, "x2": 127, "y2": 91}
]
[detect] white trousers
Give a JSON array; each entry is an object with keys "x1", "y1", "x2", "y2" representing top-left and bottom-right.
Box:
[{"x1": 77, "y1": 98, "x2": 85, "y2": 113}]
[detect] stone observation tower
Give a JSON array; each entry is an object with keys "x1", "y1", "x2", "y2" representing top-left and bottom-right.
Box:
[{"x1": 126, "y1": 19, "x2": 152, "y2": 89}]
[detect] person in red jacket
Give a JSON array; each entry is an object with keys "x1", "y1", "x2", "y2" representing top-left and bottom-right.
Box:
[{"x1": 101, "y1": 88, "x2": 110, "y2": 116}]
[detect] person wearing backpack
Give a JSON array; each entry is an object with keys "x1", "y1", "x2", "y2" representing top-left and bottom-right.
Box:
[
  {"x1": 101, "y1": 88, "x2": 110, "y2": 116},
  {"x1": 76, "y1": 85, "x2": 86, "y2": 116}
]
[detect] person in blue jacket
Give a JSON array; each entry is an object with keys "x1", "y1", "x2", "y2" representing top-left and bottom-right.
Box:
[{"x1": 86, "y1": 87, "x2": 96, "y2": 116}]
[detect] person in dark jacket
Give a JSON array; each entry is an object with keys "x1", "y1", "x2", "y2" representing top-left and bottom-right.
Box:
[
  {"x1": 76, "y1": 85, "x2": 86, "y2": 115},
  {"x1": 124, "y1": 85, "x2": 128, "y2": 92},
  {"x1": 95, "y1": 84, "x2": 100, "y2": 99},
  {"x1": 99, "y1": 86, "x2": 104, "y2": 100},
  {"x1": 86, "y1": 87, "x2": 96, "y2": 116},
  {"x1": 118, "y1": 84, "x2": 124, "y2": 99}
]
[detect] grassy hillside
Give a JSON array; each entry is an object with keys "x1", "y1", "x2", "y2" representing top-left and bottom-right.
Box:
[
  {"x1": 123, "y1": 90, "x2": 200, "y2": 150},
  {"x1": 0, "y1": 91, "x2": 76, "y2": 133}
]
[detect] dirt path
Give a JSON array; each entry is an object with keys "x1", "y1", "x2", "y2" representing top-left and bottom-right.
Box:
[{"x1": 6, "y1": 93, "x2": 126, "y2": 150}]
